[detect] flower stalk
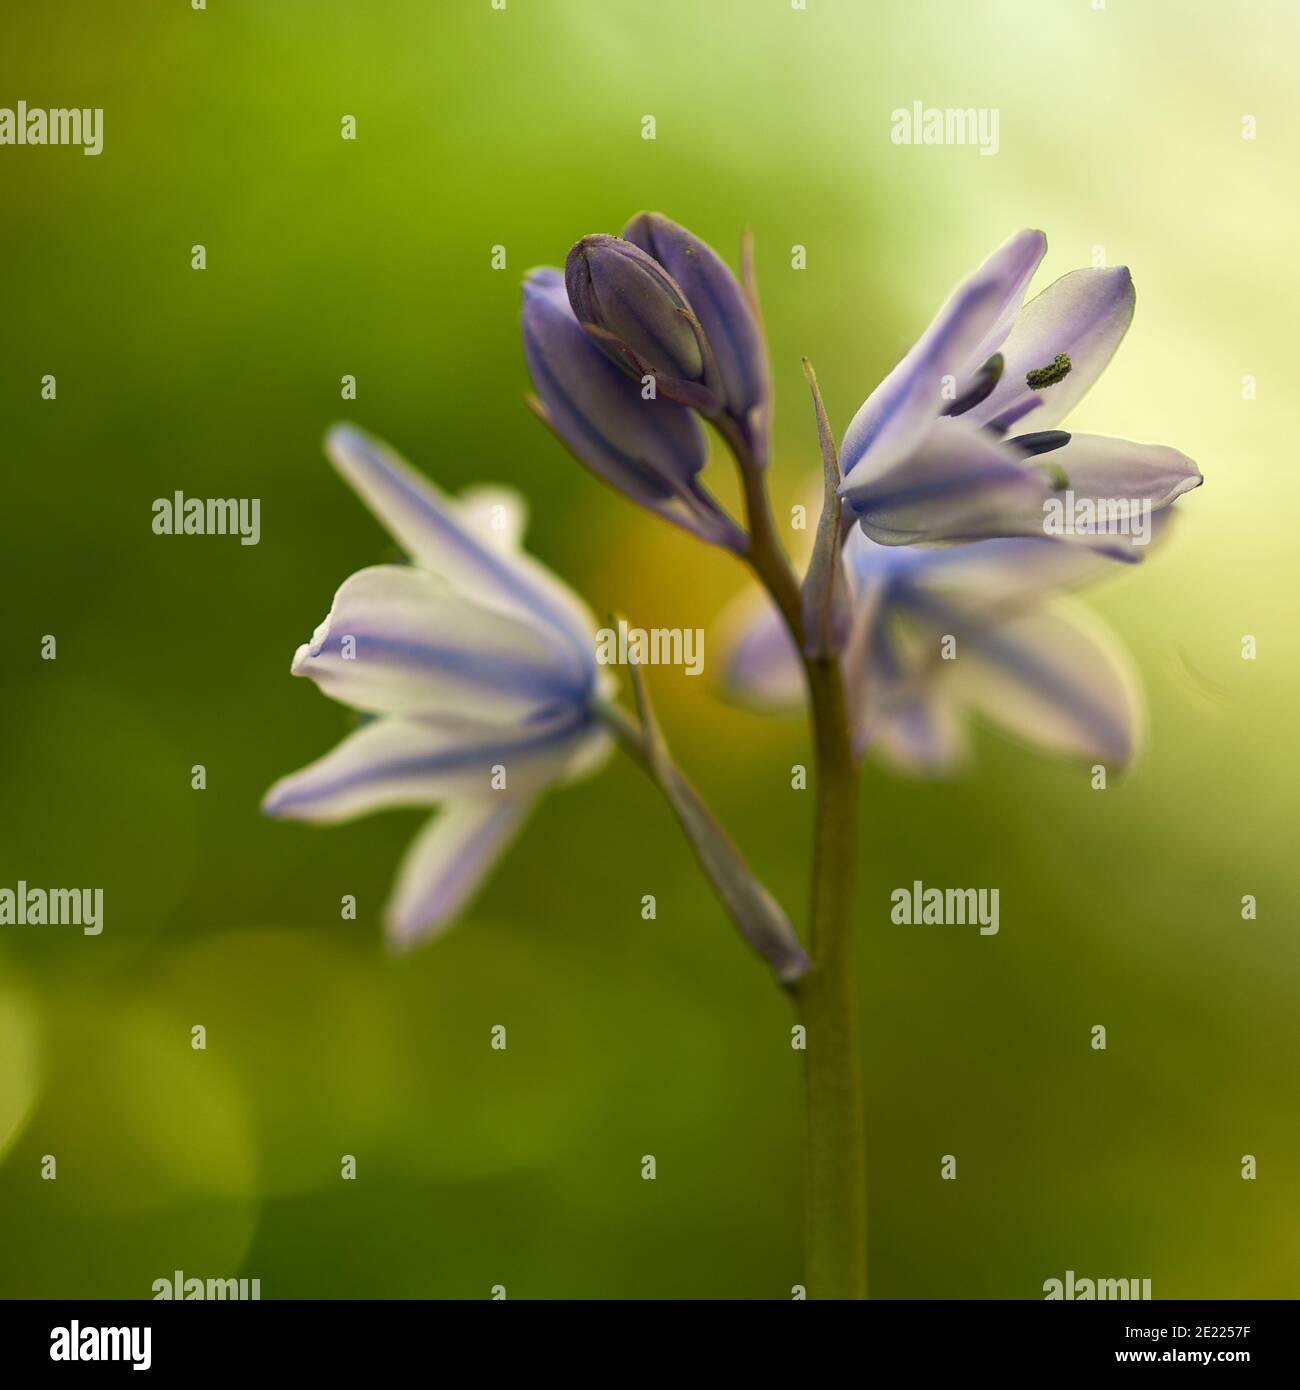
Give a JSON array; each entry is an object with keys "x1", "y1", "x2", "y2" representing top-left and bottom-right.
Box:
[
  {"x1": 267, "y1": 213, "x2": 1204, "y2": 1305},
  {"x1": 719, "y1": 379, "x2": 868, "y2": 1299},
  {"x1": 791, "y1": 651, "x2": 866, "y2": 1299}
]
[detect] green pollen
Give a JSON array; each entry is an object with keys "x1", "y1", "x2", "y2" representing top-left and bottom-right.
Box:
[{"x1": 1025, "y1": 352, "x2": 1073, "y2": 389}]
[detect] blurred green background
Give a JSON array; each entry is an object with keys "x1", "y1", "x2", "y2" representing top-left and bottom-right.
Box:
[{"x1": 1, "y1": 0, "x2": 1297, "y2": 1299}]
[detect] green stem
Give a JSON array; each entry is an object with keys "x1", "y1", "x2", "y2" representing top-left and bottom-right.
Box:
[
  {"x1": 792, "y1": 658, "x2": 866, "y2": 1299},
  {"x1": 714, "y1": 413, "x2": 804, "y2": 639},
  {"x1": 595, "y1": 691, "x2": 811, "y2": 984},
  {"x1": 719, "y1": 406, "x2": 867, "y2": 1300}
]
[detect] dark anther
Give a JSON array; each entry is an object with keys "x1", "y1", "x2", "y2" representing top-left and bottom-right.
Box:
[
  {"x1": 1008, "y1": 430, "x2": 1071, "y2": 457},
  {"x1": 942, "y1": 353, "x2": 1004, "y2": 417}
]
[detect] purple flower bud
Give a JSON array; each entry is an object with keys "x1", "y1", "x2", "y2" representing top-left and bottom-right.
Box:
[
  {"x1": 522, "y1": 268, "x2": 744, "y2": 550},
  {"x1": 564, "y1": 235, "x2": 721, "y2": 413},
  {"x1": 623, "y1": 212, "x2": 771, "y2": 461}
]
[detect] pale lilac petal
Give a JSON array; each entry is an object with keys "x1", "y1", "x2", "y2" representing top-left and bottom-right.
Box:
[
  {"x1": 1045, "y1": 433, "x2": 1202, "y2": 510},
  {"x1": 903, "y1": 534, "x2": 1124, "y2": 607},
  {"x1": 386, "y1": 799, "x2": 535, "y2": 947},
  {"x1": 840, "y1": 562, "x2": 893, "y2": 720},
  {"x1": 962, "y1": 234, "x2": 1051, "y2": 369},
  {"x1": 964, "y1": 267, "x2": 1135, "y2": 433},
  {"x1": 325, "y1": 424, "x2": 599, "y2": 655},
  {"x1": 841, "y1": 524, "x2": 933, "y2": 588},
  {"x1": 385, "y1": 719, "x2": 613, "y2": 946},
  {"x1": 1028, "y1": 435, "x2": 1199, "y2": 561},
  {"x1": 289, "y1": 565, "x2": 591, "y2": 722},
  {"x1": 847, "y1": 601, "x2": 922, "y2": 757},
  {"x1": 842, "y1": 416, "x2": 1049, "y2": 546},
  {"x1": 260, "y1": 713, "x2": 594, "y2": 824},
  {"x1": 869, "y1": 688, "x2": 968, "y2": 776},
  {"x1": 840, "y1": 230, "x2": 1046, "y2": 483},
  {"x1": 951, "y1": 599, "x2": 1142, "y2": 765},
  {"x1": 886, "y1": 434, "x2": 1196, "y2": 564}
]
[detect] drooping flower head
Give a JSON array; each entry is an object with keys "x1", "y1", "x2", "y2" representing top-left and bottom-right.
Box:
[
  {"x1": 262, "y1": 426, "x2": 612, "y2": 946},
  {"x1": 725, "y1": 498, "x2": 1157, "y2": 774}
]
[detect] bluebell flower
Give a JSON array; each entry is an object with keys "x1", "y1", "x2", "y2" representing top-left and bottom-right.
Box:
[
  {"x1": 524, "y1": 212, "x2": 770, "y2": 544},
  {"x1": 724, "y1": 519, "x2": 1152, "y2": 773},
  {"x1": 837, "y1": 230, "x2": 1202, "y2": 551},
  {"x1": 262, "y1": 425, "x2": 613, "y2": 946},
  {"x1": 523, "y1": 267, "x2": 745, "y2": 548}
]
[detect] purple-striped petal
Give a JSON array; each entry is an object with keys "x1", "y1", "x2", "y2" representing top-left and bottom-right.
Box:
[
  {"x1": 1025, "y1": 434, "x2": 1201, "y2": 559},
  {"x1": 963, "y1": 267, "x2": 1135, "y2": 433},
  {"x1": 840, "y1": 230, "x2": 1046, "y2": 483},
  {"x1": 325, "y1": 425, "x2": 598, "y2": 659},
  {"x1": 951, "y1": 599, "x2": 1142, "y2": 765},
  {"x1": 289, "y1": 565, "x2": 591, "y2": 722},
  {"x1": 261, "y1": 711, "x2": 598, "y2": 824},
  {"x1": 899, "y1": 533, "x2": 1124, "y2": 607},
  {"x1": 841, "y1": 416, "x2": 1049, "y2": 546},
  {"x1": 385, "y1": 799, "x2": 536, "y2": 947},
  {"x1": 1043, "y1": 432, "x2": 1202, "y2": 509},
  {"x1": 851, "y1": 604, "x2": 968, "y2": 774}
]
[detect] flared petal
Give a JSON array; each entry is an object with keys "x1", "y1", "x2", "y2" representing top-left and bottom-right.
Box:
[
  {"x1": 950, "y1": 598, "x2": 1142, "y2": 765},
  {"x1": 1026, "y1": 434, "x2": 1200, "y2": 560},
  {"x1": 845, "y1": 593, "x2": 913, "y2": 749},
  {"x1": 1044, "y1": 432, "x2": 1202, "y2": 510},
  {"x1": 842, "y1": 416, "x2": 1049, "y2": 546},
  {"x1": 964, "y1": 267, "x2": 1135, "y2": 433},
  {"x1": 623, "y1": 211, "x2": 770, "y2": 437},
  {"x1": 261, "y1": 711, "x2": 600, "y2": 824},
  {"x1": 325, "y1": 424, "x2": 599, "y2": 660},
  {"x1": 899, "y1": 533, "x2": 1125, "y2": 609},
  {"x1": 870, "y1": 687, "x2": 968, "y2": 776},
  {"x1": 962, "y1": 232, "x2": 1051, "y2": 370},
  {"x1": 288, "y1": 565, "x2": 592, "y2": 722},
  {"x1": 385, "y1": 799, "x2": 536, "y2": 947},
  {"x1": 522, "y1": 268, "x2": 742, "y2": 548},
  {"x1": 840, "y1": 229, "x2": 1046, "y2": 484}
]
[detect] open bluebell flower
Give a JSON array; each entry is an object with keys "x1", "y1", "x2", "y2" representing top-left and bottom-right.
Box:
[
  {"x1": 723, "y1": 520, "x2": 1149, "y2": 774},
  {"x1": 262, "y1": 425, "x2": 613, "y2": 946},
  {"x1": 523, "y1": 267, "x2": 744, "y2": 549},
  {"x1": 837, "y1": 230, "x2": 1202, "y2": 551}
]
